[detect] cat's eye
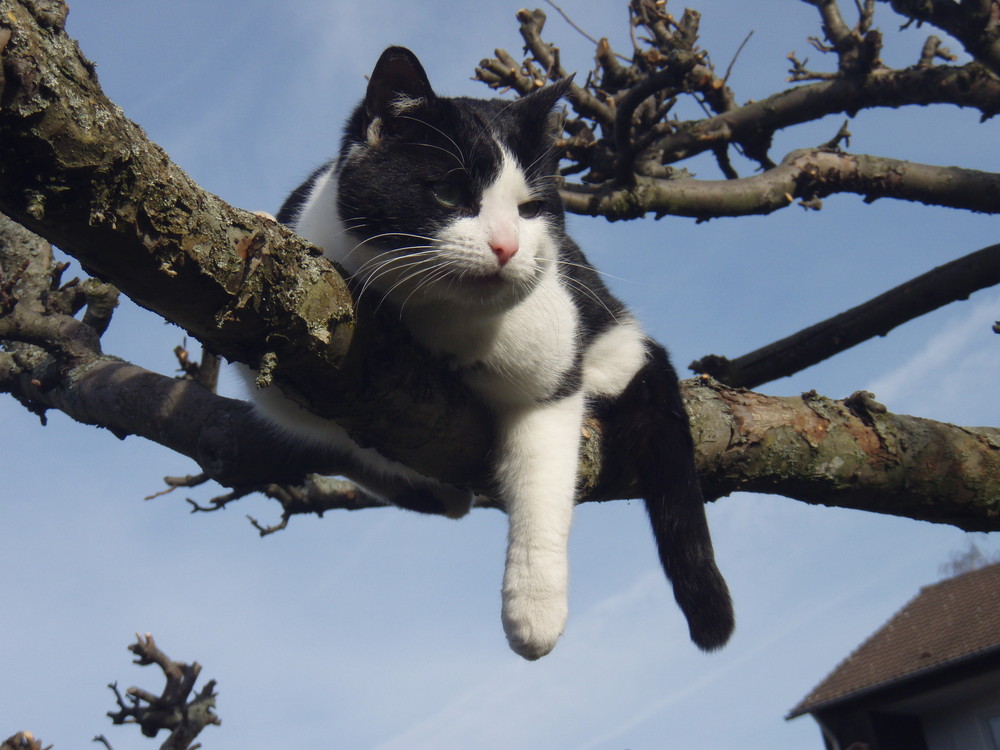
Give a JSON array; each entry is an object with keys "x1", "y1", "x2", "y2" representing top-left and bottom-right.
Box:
[
  {"x1": 518, "y1": 200, "x2": 544, "y2": 219},
  {"x1": 430, "y1": 180, "x2": 467, "y2": 209}
]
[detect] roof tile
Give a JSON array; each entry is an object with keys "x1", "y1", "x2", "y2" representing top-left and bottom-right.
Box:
[{"x1": 788, "y1": 561, "x2": 1000, "y2": 718}]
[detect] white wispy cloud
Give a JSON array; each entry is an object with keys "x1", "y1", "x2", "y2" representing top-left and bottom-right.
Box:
[{"x1": 866, "y1": 288, "x2": 1000, "y2": 423}]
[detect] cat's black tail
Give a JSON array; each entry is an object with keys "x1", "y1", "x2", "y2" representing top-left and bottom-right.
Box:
[{"x1": 606, "y1": 341, "x2": 734, "y2": 651}]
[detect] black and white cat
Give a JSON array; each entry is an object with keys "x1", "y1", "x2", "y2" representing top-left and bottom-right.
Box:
[{"x1": 244, "y1": 46, "x2": 733, "y2": 660}]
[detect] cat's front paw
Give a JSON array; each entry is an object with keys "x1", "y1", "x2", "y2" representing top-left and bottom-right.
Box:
[{"x1": 501, "y1": 589, "x2": 567, "y2": 660}]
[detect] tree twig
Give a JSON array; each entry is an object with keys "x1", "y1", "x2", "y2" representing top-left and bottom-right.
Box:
[
  {"x1": 105, "y1": 634, "x2": 220, "y2": 750},
  {"x1": 543, "y1": 0, "x2": 629, "y2": 62},
  {"x1": 880, "y1": 0, "x2": 1000, "y2": 75},
  {"x1": 1, "y1": 732, "x2": 48, "y2": 750}
]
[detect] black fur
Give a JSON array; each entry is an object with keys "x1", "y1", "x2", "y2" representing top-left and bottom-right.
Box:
[
  {"x1": 277, "y1": 161, "x2": 331, "y2": 226},
  {"x1": 600, "y1": 343, "x2": 734, "y2": 650}
]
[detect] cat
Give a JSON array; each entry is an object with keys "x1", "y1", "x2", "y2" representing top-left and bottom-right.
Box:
[{"x1": 243, "y1": 46, "x2": 734, "y2": 660}]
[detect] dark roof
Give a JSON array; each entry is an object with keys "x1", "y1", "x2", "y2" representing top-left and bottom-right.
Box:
[{"x1": 788, "y1": 561, "x2": 1000, "y2": 718}]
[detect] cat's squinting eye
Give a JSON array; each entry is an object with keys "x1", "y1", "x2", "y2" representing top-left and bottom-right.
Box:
[
  {"x1": 518, "y1": 200, "x2": 544, "y2": 219},
  {"x1": 430, "y1": 181, "x2": 467, "y2": 209}
]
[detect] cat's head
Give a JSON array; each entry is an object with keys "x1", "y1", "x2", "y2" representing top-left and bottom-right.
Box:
[{"x1": 336, "y1": 46, "x2": 571, "y2": 311}]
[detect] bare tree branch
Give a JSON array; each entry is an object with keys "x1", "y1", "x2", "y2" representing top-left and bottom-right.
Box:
[
  {"x1": 1, "y1": 732, "x2": 49, "y2": 750},
  {"x1": 879, "y1": 0, "x2": 1000, "y2": 76},
  {"x1": 560, "y1": 149, "x2": 1000, "y2": 220},
  {"x1": 646, "y1": 62, "x2": 1000, "y2": 168},
  {"x1": 801, "y1": 0, "x2": 882, "y2": 75},
  {"x1": 106, "y1": 634, "x2": 220, "y2": 750},
  {"x1": 476, "y1": 6, "x2": 1000, "y2": 219},
  {"x1": 5, "y1": 262, "x2": 999, "y2": 531},
  {"x1": 1, "y1": 0, "x2": 999, "y2": 537},
  {"x1": 689, "y1": 382, "x2": 1000, "y2": 531},
  {"x1": 692, "y1": 242, "x2": 1000, "y2": 388}
]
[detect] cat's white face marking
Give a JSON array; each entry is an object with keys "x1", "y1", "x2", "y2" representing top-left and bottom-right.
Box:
[
  {"x1": 478, "y1": 149, "x2": 532, "y2": 265},
  {"x1": 427, "y1": 148, "x2": 553, "y2": 307}
]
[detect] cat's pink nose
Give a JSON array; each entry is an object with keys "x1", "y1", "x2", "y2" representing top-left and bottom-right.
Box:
[{"x1": 491, "y1": 240, "x2": 519, "y2": 266}]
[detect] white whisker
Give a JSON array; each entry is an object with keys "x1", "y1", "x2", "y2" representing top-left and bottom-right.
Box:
[
  {"x1": 352, "y1": 248, "x2": 440, "y2": 306},
  {"x1": 396, "y1": 114, "x2": 467, "y2": 171},
  {"x1": 554, "y1": 259, "x2": 634, "y2": 285},
  {"x1": 556, "y1": 271, "x2": 623, "y2": 325},
  {"x1": 376, "y1": 255, "x2": 443, "y2": 301}
]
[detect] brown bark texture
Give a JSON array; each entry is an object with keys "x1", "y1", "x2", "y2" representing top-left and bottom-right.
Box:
[
  {"x1": 1, "y1": 0, "x2": 999, "y2": 531},
  {"x1": 0, "y1": 0, "x2": 491, "y2": 488}
]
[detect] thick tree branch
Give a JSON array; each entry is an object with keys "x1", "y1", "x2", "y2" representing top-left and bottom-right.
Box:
[
  {"x1": 0, "y1": 0, "x2": 492, "y2": 488},
  {"x1": 5, "y1": 300, "x2": 999, "y2": 530},
  {"x1": 689, "y1": 383, "x2": 1000, "y2": 531},
  {"x1": 0, "y1": 1, "x2": 354, "y2": 371},
  {"x1": 1, "y1": 0, "x2": 998, "y2": 534},
  {"x1": 560, "y1": 148, "x2": 1000, "y2": 220},
  {"x1": 244, "y1": 378, "x2": 1000, "y2": 533},
  {"x1": 692, "y1": 242, "x2": 1000, "y2": 388}
]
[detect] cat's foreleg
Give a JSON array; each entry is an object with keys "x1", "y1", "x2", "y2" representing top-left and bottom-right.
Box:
[{"x1": 494, "y1": 391, "x2": 585, "y2": 660}]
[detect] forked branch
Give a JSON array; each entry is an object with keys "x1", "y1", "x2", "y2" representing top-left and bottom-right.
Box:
[
  {"x1": 105, "y1": 634, "x2": 219, "y2": 750},
  {"x1": 1, "y1": 0, "x2": 999, "y2": 533},
  {"x1": 475, "y1": 4, "x2": 1000, "y2": 219}
]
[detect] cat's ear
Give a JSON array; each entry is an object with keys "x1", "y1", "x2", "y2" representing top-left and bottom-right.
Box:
[
  {"x1": 513, "y1": 76, "x2": 574, "y2": 141},
  {"x1": 365, "y1": 46, "x2": 436, "y2": 123},
  {"x1": 517, "y1": 75, "x2": 574, "y2": 116}
]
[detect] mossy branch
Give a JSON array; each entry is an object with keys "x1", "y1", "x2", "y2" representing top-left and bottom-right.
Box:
[{"x1": 0, "y1": 0, "x2": 998, "y2": 531}]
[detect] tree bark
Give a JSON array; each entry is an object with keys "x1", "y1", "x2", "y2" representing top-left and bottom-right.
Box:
[
  {"x1": 691, "y1": 243, "x2": 1000, "y2": 389},
  {"x1": 0, "y1": 0, "x2": 491, "y2": 487},
  {"x1": 1, "y1": 0, "x2": 998, "y2": 531},
  {"x1": 688, "y1": 384, "x2": 1000, "y2": 531},
  {"x1": 560, "y1": 150, "x2": 1000, "y2": 221}
]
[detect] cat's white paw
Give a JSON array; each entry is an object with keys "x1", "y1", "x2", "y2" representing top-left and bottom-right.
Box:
[{"x1": 501, "y1": 588, "x2": 568, "y2": 660}]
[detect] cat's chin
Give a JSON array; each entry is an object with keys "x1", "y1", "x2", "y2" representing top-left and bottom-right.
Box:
[{"x1": 442, "y1": 273, "x2": 538, "y2": 309}]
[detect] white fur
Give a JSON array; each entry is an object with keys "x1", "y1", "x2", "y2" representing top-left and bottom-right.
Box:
[
  {"x1": 495, "y1": 391, "x2": 585, "y2": 659},
  {"x1": 478, "y1": 149, "x2": 531, "y2": 256},
  {"x1": 244, "y1": 142, "x2": 646, "y2": 658},
  {"x1": 294, "y1": 164, "x2": 351, "y2": 264},
  {"x1": 389, "y1": 95, "x2": 427, "y2": 115},
  {"x1": 582, "y1": 317, "x2": 648, "y2": 397}
]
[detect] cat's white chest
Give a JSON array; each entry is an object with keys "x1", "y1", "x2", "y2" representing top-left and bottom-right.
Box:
[{"x1": 403, "y1": 275, "x2": 579, "y2": 405}]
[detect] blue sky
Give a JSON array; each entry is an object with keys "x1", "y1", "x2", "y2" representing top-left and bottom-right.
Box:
[{"x1": 2, "y1": 2, "x2": 999, "y2": 748}]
